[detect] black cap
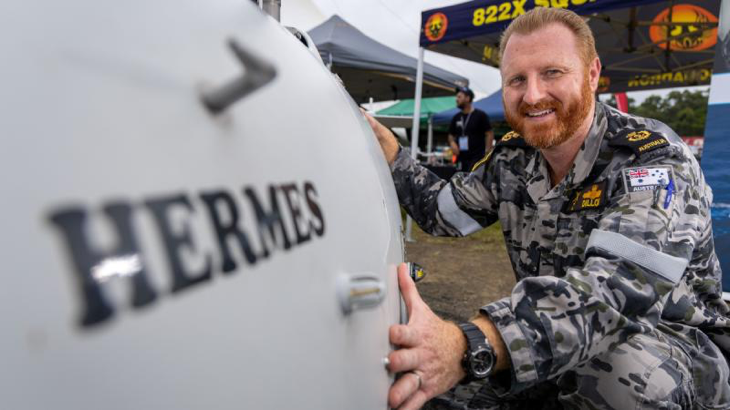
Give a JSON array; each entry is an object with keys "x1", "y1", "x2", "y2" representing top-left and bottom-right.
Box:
[{"x1": 456, "y1": 86, "x2": 474, "y2": 101}]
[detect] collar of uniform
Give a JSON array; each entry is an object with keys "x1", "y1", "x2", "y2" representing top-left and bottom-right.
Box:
[
  {"x1": 524, "y1": 103, "x2": 608, "y2": 203},
  {"x1": 566, "y1": 103, "x2": 608, "y2": 188},
  {"x1": 525, "y1": 153, "x2": 552, "y2": 203}
]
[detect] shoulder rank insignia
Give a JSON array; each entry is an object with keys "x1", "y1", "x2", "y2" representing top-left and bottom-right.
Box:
[
  {"x1": 608, "y1": 129, "x2": 670, "y2": 156},
  {"x1": 496, "y1": 131, "x2": 528, "y2": 148},
  {"x1": 565, "y1": 180, "x2": 607, "y2": 212},
  {"x1": 470, "y1": 131, "x2": 527, "y2": 171}
]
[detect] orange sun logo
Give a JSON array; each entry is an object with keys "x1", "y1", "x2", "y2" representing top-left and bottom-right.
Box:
[
  {"x1": 649, "y1": 4, "x2": 718, "y2": 51},
  {"x1": 424, "y1": 12, "x2": 448, "y2": 42}
]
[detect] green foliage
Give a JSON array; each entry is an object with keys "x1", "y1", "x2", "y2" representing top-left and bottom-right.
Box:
[{"x1": 604, "y1": 90, "x2": 709, "y2": 136}]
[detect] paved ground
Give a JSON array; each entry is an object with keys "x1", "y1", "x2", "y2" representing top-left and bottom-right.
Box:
[{"x1": 402, "y1": 222, "x2": 516, "y2": 409}]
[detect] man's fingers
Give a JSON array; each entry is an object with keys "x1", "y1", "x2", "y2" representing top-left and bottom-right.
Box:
[
  {"x1": 360, "y1": 109, "x2": 381, "y2": 130},
  {"x1": 360, "y1": 109, "x2": 375, "y2": 124},
  {"x1": 398, "y1": 390, "x2": 429, "y2": 410},
  {"x1": 388, "y1": 372, "x2": 422, "y2": 409},
  {"x1": 387, "y1": 347, "x2": 419, "y2": 373},
  {"x1": 389, "y1": 324, "x2": 419, "y2": 347}
]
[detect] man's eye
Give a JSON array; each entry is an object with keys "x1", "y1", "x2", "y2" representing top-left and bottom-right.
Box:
[
  {"x1": 545, "y1": 69, "x2": 562, "y2": 77},
  {"x1": 509, "y1": 77, "x2": 525, "y2": 86}
]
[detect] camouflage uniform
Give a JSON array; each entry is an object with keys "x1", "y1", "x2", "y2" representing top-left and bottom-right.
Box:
[{"x1": 391, "y1": 102, "x2": 730, "y2": 409}]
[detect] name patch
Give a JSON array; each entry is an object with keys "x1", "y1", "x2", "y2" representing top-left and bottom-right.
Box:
[{"x1": 566, "y1": 181, "x2": 607, "y2": 212}]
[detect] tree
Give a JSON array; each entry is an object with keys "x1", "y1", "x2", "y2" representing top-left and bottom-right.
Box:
[
  {"x1": 604, "y1": 90, "x2": 709, "y2": 136},
  {"x1": 603, "y1": 94, "x2": 636, "y2": 110}
]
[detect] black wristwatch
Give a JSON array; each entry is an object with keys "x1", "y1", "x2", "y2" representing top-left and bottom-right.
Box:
[{"x1": 458, "y1": 322, "x2": 495, "y2": 383}]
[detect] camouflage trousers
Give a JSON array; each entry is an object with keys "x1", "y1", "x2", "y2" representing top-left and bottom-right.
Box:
[{"x1": 460, "y1": 327, "x2": 730, "y2": 409}]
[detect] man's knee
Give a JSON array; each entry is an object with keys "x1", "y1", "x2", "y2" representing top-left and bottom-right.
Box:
[{"x1": 558, "y1": 331, "x2": 694, "y2": 409}]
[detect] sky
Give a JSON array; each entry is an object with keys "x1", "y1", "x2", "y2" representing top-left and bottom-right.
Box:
[
  {"x1": 279, "y1": 0, "x2": 707, "y2": 103},
  {"x1": 280, "y1": 0, "x2": 502, "y2": 99}
]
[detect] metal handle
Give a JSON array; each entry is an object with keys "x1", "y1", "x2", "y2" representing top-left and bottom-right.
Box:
[
  {"x1": 200, "y1": 38, "x2": 276, "y2": 115},
  {"x1": 336, "y1": 274, "x2": 386, "y2": 315}
]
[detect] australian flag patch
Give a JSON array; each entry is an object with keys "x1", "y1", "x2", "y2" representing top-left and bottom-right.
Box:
[{"x1": 621, "y1": 166, "x2": 673, "y2": 193}]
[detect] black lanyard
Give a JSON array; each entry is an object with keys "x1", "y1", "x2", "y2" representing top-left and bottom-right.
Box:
[{"x1": 460, "y1": 111, "x2": 473, "y2": 135}]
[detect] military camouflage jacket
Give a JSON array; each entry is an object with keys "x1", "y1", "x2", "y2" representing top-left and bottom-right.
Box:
[{"x1": 391, "y1": 102, "x2": 730, "y2": 395}]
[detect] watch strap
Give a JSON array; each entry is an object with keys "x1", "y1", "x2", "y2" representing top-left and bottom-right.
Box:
[{"x1": 458, "y1": 322, "x2": 493, "y2": 383}]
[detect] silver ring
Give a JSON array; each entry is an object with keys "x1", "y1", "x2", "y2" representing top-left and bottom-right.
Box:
[{"x1": 410, "y1": 371, "x2": 422, "y2": 390}]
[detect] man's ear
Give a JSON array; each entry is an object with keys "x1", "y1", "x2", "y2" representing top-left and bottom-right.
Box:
[{"x1": 588, "y1": 56, "x2": 602, "y2": 92}]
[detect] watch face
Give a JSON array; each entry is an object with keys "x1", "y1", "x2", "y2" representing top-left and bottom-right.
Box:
[{"x1": 469, "y1": 347, "x2": 494, "y2": 378}]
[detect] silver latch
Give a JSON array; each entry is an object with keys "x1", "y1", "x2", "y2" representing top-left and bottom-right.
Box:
[{"x1": 336, "y1": 274, "x2": 386, "y2": 315}]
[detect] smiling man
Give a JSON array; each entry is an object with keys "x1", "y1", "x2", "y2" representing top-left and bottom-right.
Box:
[{"x1": 364, "y1": 7, "x2": 730, "y2": 410}]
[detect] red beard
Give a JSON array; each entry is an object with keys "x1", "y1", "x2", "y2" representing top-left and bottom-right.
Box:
[{"x1": 504, "y1": 76, "x2": 593, "y2": 149}]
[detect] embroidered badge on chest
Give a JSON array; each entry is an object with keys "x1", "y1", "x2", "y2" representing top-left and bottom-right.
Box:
[
  {"x1": 621, "y1": 166, "x2": 673, "y2": 193},
  {"x1": 566, "y1": 180, "x2": 607, "y2": 212}
]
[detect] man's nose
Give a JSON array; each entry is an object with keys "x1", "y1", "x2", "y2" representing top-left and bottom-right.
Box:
[{"x1": 523, "y1": 77, "x2": 546, "y2": 105}]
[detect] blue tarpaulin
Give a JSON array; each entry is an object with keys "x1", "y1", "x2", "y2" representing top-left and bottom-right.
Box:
[{"x1": 432, "y1": 89, "x2": 504, "y2": 124}]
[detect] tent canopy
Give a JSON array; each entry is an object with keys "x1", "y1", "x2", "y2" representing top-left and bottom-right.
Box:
[
  {"x1": 309, "y1": 15, "x2": 468, "y2": 103},
  {"x1": 419, "y1": 0, "x2": 720, "y2": 93},
  {"x1": 376, "y1": 96, "x2": 456, "y2": 118},
  {"x1": 433, "y1": 89, "x2": 504, "y2": 124}
]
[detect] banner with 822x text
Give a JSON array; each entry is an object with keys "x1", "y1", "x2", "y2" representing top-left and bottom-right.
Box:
[{"x1": 420, "y1": 0, "x2": 664, "y2": 46}]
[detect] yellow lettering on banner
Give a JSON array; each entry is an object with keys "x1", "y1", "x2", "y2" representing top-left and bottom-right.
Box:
[
  {"x1": 512, "y1": 0, "x2": 526, "y2": 17},
  {"x1": 473, "y1": 8, "x2": 485, "y2": 26},
  {"x1": 486, "y1": 5, "x2": 498, "y2": 23},
  {"x1": 472, "y1": 1, "x2": 528, "y2": 26},
  {"x1": 499, "y1": 3, "x2": 510, "y2": 20},
  {"x1": 628, "y1": 69, "x2": 714, "y2": 89},
  {"x1": 482, "y1": 45, "x2": 501, "y2": 63},
  {"x1": 483, "y1": 46, "x2": 493, "y2": 60},
  {"x1": 535, "y1": 0, "x2": 596, "y2": 8},
  {"x1": 582, "y1": 198, "x2": 600, "y2": 208}
]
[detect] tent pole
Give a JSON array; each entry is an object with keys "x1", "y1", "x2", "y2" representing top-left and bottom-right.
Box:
[
  {"x1": 427, "y1": 114, "x2": 433, "y2": 154},
  {"x1": 405, "y1": 47, "x2": 425, "y2": 243}
]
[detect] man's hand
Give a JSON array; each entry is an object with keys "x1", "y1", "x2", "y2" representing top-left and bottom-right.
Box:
[
  {"x1": 447, "y1": 134, "x2": 460, "y2": 156},
  {"x1": 386, "y1": 264, "x2": 467, "y2": 409},
  {"x1": 361, "y1": 110, "x2": 400, "y2": 166}
]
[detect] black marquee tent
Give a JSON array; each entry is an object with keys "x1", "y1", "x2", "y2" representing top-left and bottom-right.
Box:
[
  {"x1": 308, "y1": 15, "x2": 469, "y2": 103},
  {"x1": 419, "y1": 0, "x2": 720, "y2": 93}
]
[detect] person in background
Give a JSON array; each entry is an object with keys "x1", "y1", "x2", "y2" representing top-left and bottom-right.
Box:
[{"x1": 447, "y1": 86, "x2": 494, "y2": 171}]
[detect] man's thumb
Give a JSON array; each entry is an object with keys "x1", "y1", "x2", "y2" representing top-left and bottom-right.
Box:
[{"x1": 398, "y1": 263, "x2": 423, "y2": 317}]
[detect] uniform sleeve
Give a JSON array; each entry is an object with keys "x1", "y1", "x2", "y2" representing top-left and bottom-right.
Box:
[
  {"x1": 390, "y1": 147, "x2": 499, "y2": 236},
  {"x1": 480, "y1": 148, "x2": 711, "y2": 394}
]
